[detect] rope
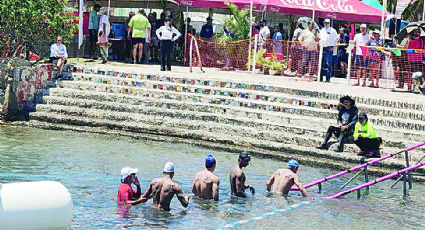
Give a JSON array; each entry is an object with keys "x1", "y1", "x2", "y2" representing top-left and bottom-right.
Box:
[
  {"x1": 0, "y1": 173, "x2": 117, "y2": 182},
  {"x1": 217, "y1": 201, "x2": 312, "y2": 229}
]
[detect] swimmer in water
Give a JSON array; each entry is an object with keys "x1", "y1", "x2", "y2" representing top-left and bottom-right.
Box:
[
  {"x1": 266, "y1": 159, "x2": 308, "y2": 197},
  {"x1": 192, "y1": 154, "x2": 220, "y2": 201},
  {"x1": 117, "y1": 167, "x2": 142, "y2": 204},
  {"x1": 229, "y1": 152, "x2": 255, "y2": 197},
  {"x1": 137, "y1": 162, "x2": 189, "y2": 211}
]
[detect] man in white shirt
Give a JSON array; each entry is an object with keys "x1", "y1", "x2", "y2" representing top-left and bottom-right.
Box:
[
  {"x1": 88, "y1": 4, "x2": 100, "y2": 59},
  {"x1": 259, "y1": 19, "x2": 270, "y2": 50},
  {"x1": 50, "y1": 36, "x2": 68, "y2": 77},
  {"x1": 351, "y1": 24, "x2": 370, "y2": 86},
  {"x1": 298, "y1": 21, "x2": 319, "y2": 80},
  {"x1": 319, "y1": 19, "x2": 338, "y2": 82}
]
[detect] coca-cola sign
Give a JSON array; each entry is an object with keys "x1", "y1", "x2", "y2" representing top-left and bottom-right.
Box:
[{"x1": 279, "y1": 0, "x2": 356, "y2": 13}]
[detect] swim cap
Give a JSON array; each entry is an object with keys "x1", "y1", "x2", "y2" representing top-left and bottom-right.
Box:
[
  {"x1": 239, "y1": 152, "x2": 251, "y2": 161},
  {"x1": 288, "y1": 159, "x2": 299, "y2": 169},
  {"x1": 163, "y1": 162, "x2": 174, "y2": 173},
  {"x1": 121, "y1": 167, "x2": 138, "y2": 181},
  {"x1": 205, "y1": 154, "x2": 216, "y2": 168}
]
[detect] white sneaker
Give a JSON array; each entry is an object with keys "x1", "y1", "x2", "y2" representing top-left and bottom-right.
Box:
[{"x1": 283, "y1": 70, "x2": 292, "y2": 75}]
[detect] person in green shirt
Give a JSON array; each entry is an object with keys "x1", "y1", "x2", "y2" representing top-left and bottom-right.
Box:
[
  {"x1": 128, "y1": 9, "x2": 151, "y2": 64},
  {"x1": 353, "y1": 112, "x2": 382, "y2": 157}
]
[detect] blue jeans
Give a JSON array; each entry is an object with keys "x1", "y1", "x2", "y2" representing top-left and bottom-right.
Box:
[{"x1": 321, "y1": 47, "x2": 334, "y2": 82}]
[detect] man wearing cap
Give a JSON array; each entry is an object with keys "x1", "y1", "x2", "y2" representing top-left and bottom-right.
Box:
[
  {"x1": 139, "y1": 162, "x2": 189, "y2": 211},
  {"x1": 229, "y1": 152, "x2": 255, "y2": 197},
  {"x1": 117, "y1": 167, "x2": 142, "y2": 204},
  {"x1": 128, "y1": 9, "x2": 151, "y2": 64},
  {"x1": 192, "y1": 154, "x2": 220, "y2": 201},
  {"x1": 354, "y1": 112, "x2": 382, "y2": 157},
  {"x1": 368, "y1": 30, "x2": 383, "y2": 88},
  {"x1": 258, "y1": 19, "x2": 270, "y2": 49},
  {"x1": 266, "y1": 159, "x2": 308, "y2": 197},
  {"x1": 319, "y1": 19, "x2": 338, "y2": 82},
  {"x1": 352, "y1": 24, "x2": 370, "y2": 86},
  {"x1": 200, "y1": 17, "x2": 214, "y2": 39}
]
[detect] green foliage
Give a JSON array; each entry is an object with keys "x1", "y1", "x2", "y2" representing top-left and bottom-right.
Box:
[
  {"x1": 222, "y1": 2, "x2": 251, "y2": 40},
  {"x1": 0, "y1": 0, "x2": 78, "y2": 57},
  {"x1": 246, "y1": 49, "x2": 266, "y2": 69},
  {"x1": 266, "y1": 57, "x2": 284, "y2": 71}
]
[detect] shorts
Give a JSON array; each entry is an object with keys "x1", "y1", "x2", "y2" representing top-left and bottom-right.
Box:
[
  {"x1": 152, "y1": 37, "x2": 159, "y2": 47},
  {"x1": 355, "y1": 55, "x2": 369, "y2": 67},
  {"x1": 89, "y1": 29, "x2": 98, "y2": 43},
  {"x1": 132, "y1": 38, "x2": 145, "y2": 45}
]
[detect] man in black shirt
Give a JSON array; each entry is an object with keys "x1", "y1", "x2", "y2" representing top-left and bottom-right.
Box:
[{"x1": 317, "y1": 96, "x2": 358, "y2": 152}]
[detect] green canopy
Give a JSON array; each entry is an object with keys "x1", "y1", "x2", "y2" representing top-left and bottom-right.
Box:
[{"x1": 361, "y1": 0, "x2": 383, "y2": 11}]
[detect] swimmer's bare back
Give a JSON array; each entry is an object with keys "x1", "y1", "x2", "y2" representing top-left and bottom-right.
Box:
[
  {"x1": 230, "y1": 165, "x2": 246, "y2": 197},
  {"x1": 192, "y1": 169, "x2": 219, "y2": 200}
]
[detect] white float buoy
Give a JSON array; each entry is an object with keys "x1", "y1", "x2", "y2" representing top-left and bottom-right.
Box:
[{"x1": 0, "y1": 181, "x2": 73, "y2": 230}]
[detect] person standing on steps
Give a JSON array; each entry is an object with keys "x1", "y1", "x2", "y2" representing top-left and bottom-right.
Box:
[
  {"x1": 156, "y1": 18, "x2": 181, "y2": 71},
  {"x1": 128, "y1": 9, "x2": 151, "y2": 64},
  {"x1": 354, "y1": 112, "x2": 382, "y2": 157},
  {"x1": 266, "y1": 159, "x2": 309, "y2": 197},
  {"x1": 192, "y1": 154, "x2": 220, "y2": 200},
  {"x1": 229, "y1": 152, "x2": 255, "y2": 197},
  {"x1": 317, "y1": 96, "x2": 358, "y2": 152},
  {"x1": 88, "y1": 4, "x2": 101, "y2": 59},
  {"x1": 319, "y1": 19, "x2": 338, "y2": 82}
]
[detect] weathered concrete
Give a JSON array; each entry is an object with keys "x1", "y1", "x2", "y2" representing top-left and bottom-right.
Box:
[{"x1": 19, "y1": 62, "x2": 425, "y2": 179}]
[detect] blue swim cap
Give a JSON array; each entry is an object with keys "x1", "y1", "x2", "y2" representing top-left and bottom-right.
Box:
[
  {"x1": 288, "y1": 159, "x2": 299, "y2": 169},
  {"x1": 205, "y1": 154, "x2": 216, "y2": 168}
]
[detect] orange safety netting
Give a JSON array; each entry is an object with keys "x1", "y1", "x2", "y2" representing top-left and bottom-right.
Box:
[{"x1": 349, "y1": 46, "x2": 425, "y2": 91}]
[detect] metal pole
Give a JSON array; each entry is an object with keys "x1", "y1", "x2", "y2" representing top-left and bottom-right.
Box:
[
  {"x1": 317, "y1": 40, "x2": 324, "y2": 82},
  {"x1": 364, "y1": 166, "x2": 369, "y2": 192},
  {"x1": 252, "y1": 34, "x2": 258, "y2": 75},
  {"x1": 312, "y1": 0, "x2": 317, "y2": 20},
  {"x1": 184, "y1": 7, "x2": 189, "y2": 64},
  {"x1": 248, "y1": 0, "x2": 253, "y2": 71},
  {"x1": 405, "y1": 151, "x2": 412, "y2": 189},
  {"x1": 189, "y1": 36, "x2": 193, "y2": 73},
  {"x1": 108, "y1": 0, "x2": 111, "y2": 18},
  {"x1": 380, "y1": 0, "x2": 387, "y2": 44},
  {"x1": 339, "y1": 168, "x2": 365, "y2": 190},
  {"x1": 318, "y1": 182, "x2": 322, "y2": 193},
  {"x1": 347, "y1": 43, "x2": 354, "y2": 85},
  {"x1": 403, "y1": 173, "x2": 407, "y2": 197}
]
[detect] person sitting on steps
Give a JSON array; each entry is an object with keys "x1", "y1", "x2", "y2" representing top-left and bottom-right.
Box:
[
  {"x1": 354, "y1": 112, "x2": 382, "y2": 158},
  {"x1": 317, "y1": 95, "x2": 358, "y2": 152}
]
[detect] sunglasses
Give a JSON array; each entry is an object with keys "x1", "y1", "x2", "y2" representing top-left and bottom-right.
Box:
[{"x1": 57, "y1": 40, "x2": 62, "y2": 41}]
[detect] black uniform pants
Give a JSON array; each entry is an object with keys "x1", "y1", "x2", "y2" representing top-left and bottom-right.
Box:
[{"x1": 160, "y1": 40, "x2": 173, "y2": 70}]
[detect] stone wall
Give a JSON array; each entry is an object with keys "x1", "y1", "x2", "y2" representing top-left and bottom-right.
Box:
[{"x1": 0, "y1": 63, "x2": 53, "y2": 121}]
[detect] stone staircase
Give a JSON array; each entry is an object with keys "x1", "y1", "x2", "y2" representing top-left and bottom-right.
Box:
[{"x1": 25, "y1": 66, "x2": 425, "y2": 176}]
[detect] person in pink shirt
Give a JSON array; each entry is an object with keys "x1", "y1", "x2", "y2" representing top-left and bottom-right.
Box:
[{"x1": 117, "y1": 167, "x2": 142, "y2": 204}]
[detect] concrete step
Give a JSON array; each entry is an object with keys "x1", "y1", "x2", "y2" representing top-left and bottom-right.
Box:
[
  {"x1": 58, "y1": 81, "x2": 425, "y2": 132},
  {"x1": 72, "y1": 71, "x2": 425, "y2": 111},
  {"x1": 36, "y1": 99, "x2": 420, "y2": 149},
  {"x1": 46, "y1": 88, "x2": 425, "y2": 145},
  {"x1": 23, "y1": 115, "x2": 425, "y2": 175},
  {"x1": 71, "y1": 73, "x2": 425, "y2": 122}
]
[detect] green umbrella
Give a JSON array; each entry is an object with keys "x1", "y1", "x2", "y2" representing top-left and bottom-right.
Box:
[{"x1": 361, "y1": 0, "x2": 383, "y2": 11}]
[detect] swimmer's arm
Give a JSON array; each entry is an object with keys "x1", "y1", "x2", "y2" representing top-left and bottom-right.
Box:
[
  {"x1": 212, "y1": 178, "x2": 219, "y2": 201},
  {"x1": 293, "y1": 175, "x2": 308, "y2": 197},
  {"x1": 266, "y1": 172, "x2": 276, "y2": 192},
  {"x1": 175, "y1": 183, "x2": 189, "y2": 208}
]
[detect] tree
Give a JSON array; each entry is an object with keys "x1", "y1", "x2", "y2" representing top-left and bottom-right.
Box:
[
  {"x1": 221, "y1": 2, "x2": 251, "y2": 40},
  {"x1": 0, "y1": 0, "x2": 78, "y2": 59}
]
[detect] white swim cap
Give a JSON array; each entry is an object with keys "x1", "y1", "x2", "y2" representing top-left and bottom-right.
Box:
[
  {"x1": 163, "y1": 162, "x2": 174, "y2": 173},
  {"x1": 121, "y1": 167, "x2": 138, "y2": 180}
]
